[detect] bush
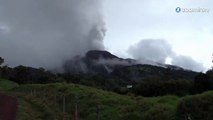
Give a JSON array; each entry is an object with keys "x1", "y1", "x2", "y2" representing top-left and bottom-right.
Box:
[
  {"x1": 144, "y1": 104, "x2": 176, "y2": 120},
  {"x1": 122, "y1": 112, "x2": 142, "y2": 120},
  {"x1": 0, "y1": 57, "x2": 4, "y2": 65},
  {"x1": 0, "y1": 79, "x2": 19, "y2": 90},
  {"x1": 193, "y1": 73, "x2": 213, "y2": 93},
  {"x1": 133, "y1": 79, "x2": 193, "y2": 97},
  {"x1": 177, "y1": 91, "x2": 213, "y2": 120}
]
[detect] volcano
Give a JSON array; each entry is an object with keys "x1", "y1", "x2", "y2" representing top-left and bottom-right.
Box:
[{"x1": 63, "y1": 50, "x2": 198, "y2": 82}]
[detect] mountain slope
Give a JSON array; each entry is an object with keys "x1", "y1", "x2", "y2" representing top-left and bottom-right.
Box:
[
  {"x1": 111, "y1": 64, "x2": 198, "y2": 82},
  {"x1": 63, "y1": 50, "x2": 198, "y2": 82},
  {"x1": 63, "y1": 50, "x2": 137, "y2": 74}
]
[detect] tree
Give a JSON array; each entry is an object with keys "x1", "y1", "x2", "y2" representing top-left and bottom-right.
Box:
[
  {"x1": 0, "y1": 57, "x2": 4, "y2": 66},
  {"x1": 0, "y1": 57, "x2": 3, "y2": 77},
  {"x1": 194, "y1": 73, "x2": 212, "y2": 93}
]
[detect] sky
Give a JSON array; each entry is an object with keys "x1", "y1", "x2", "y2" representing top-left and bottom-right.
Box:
[
  {"x1": 103, "y1": 0, "x2": 213, "y2": 71},
  {"x1": 0, "y1": 0, "x2": 212, "y2": 72}
]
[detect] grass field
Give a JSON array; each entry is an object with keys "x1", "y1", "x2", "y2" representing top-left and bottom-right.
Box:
[
  {"x1": 0, "y1": 79, "x2": 212, "y2": 120},
  {"x1": 0, "y1": 78, "x2": 19, "y2": 90}
]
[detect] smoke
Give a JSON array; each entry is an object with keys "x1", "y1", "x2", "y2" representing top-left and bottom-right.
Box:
[
  {"x1": 96, "y1": 58, "x2": 136, "y2": 66},
  {"x1": 128, "y1": 39, "x2": 205, "y2": 72},
  {"x1": 0, "y1": 0, "x2": 105, "y2": 69},
  {"x1": 171, "y1": 55, "x2": 204, "y2": 72},
  {"x1": 128, "y1": 39, "x2": 173, "y2": 64}
]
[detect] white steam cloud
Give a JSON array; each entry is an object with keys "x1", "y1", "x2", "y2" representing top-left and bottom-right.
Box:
[
  {"x1": 128, "y1": 39, "x2": 205, "y2": 72},
  {"x1": 0, "y1": 0, "x2": 105, "y2": 69},
  {"x1": 128, "y1": 39, "x2": 173, "y2": 64},
  {"x1": 171, "y1": 55, "x2": 204, "y2": 72}
]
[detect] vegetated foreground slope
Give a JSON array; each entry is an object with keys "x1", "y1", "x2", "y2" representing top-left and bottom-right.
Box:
[
  {"x1": 4, "y1": 83, "x2": 179, "y2": 120},
  {"x1": 1, "y1": 80, "x2": 213, "y2": 120}
]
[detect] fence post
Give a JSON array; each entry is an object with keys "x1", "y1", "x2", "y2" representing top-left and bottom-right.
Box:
[
  {"x1": 96, "y1": 105, "x2": 101, "y2": 120},
  {"x1": 63, "y1": 95, "x2": 66, "y2": 114},
  {"x1": 73, "y1": 95, "x2": 78, "y2": 120},
  {"x1": 62, "y1": 95, "x2": 68, "y2": 120}
]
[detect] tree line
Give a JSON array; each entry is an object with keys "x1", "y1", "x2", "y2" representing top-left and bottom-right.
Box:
[{"x1": 1, "y1": 56, "x2": 213, "y2": 97}]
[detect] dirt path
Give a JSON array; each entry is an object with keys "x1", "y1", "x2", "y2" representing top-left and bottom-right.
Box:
[{"x1": 0, "y1": 94, "x2": 18, "y2": 120}]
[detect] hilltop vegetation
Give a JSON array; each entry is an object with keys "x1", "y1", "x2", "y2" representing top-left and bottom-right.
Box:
[
  {"x1": 0, "y1": 78, "x2": 19, "y2": 91},
  {"x1": 1, "y1": 63, "x2": 213, "y2": 97},
  {"x1": 0, "y1": 80, "x2": 213, "y2": 120}
]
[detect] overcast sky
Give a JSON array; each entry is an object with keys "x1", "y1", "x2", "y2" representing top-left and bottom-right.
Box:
[
  {"x1": 0, "y1": 0, "x2": 212, "y2": 72},
  {"x1": 103, "y1": 0, "x2": 213, "y2": 71}
]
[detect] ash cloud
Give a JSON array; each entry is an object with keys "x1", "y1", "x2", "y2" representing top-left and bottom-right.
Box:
[
  {"x1": 128, "y1": 39, "x2": 205, "y2": 72},
  {"x1": 171, "y1": 55, "x2": 204, "y2": 72},
  {"x1": 96, "y1": 58, "x2": 135, "y2": 66},
  {"x1": 0, "y1": 0, "x2": 105, "y2": 69},
  {"x1": 128, "y1": 39, "x2": 173, "y2": 64}
]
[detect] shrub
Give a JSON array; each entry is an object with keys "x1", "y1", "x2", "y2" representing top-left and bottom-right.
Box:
[
  {"x1": 194, "y1": 73, "x2": 212, "y2": 93},
  {"x1": 0, "y1": 57, "x2": 4, "y2": 65},
  {"x1": 177, "y1": 91, "x2": 213, "y2": 120},
  {"x1": 133, "y1": 79, "x2": 193, "y2": 97},
  {"x1": 144, "y1": 104, "x2": 176, "y2": 120}
]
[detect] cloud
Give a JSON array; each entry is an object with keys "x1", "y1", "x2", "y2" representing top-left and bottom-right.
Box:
[
  {"x1": 0, "y1": 0, "x2": 105, "y2": 69},
  {"x1": 128, "y1": 39, "x2": 173, "y2": 64},
  {"x1": 128, "y1": 39, "x2": 205, "y2": 71},
  {"x1": 171, "y1": 55, "x2": 204, "y2": 72}
]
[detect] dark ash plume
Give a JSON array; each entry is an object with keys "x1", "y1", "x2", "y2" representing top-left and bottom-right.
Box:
[{"x1": 0, "y1": 0, "x2": 106, "y2": 70}]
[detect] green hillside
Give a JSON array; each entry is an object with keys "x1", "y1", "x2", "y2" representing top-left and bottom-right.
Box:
[
  {"x1": 1, "y1": 79, "x2": 213, "y2": 120},
  {"x1": 0, "y1": 78, "x2": 19, "y2": 91}
]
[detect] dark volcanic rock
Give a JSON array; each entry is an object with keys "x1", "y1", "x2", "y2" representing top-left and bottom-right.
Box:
[
  {"x1": 63, "y1": 50, "x2": 136, "y2": 74},
  {"x1": 85, "y1": 50, "x2": 119, "y2": 60}
]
